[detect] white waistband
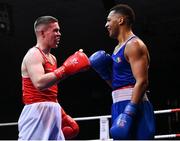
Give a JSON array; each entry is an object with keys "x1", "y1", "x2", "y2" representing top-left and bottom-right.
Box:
[{"x1": 112, "y1": 87, "x2": 148, "y2": 103}]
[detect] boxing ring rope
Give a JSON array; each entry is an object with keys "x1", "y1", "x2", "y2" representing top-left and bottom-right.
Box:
[{"x1": 0, "y1": 108, "x2": 179, "y2": 139}]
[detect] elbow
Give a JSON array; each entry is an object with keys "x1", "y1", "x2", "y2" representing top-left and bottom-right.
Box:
[
  {"x1": 35, "y1": 84, "x2": 44, "y2": 91},
  {"x1": 142, "y1": 79, "x2": 149, "y2": 90},
  {"x1": 34, "y1": 82, "x2": 46, "y2": 91},
  {"x1": 36, "y1": 86, "x2": 44, "y2": 91},
  {"x1": 137, "y1": 79, "x2": 149, "y2": 90}
]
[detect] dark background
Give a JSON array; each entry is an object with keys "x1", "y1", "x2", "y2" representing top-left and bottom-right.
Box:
[{"x1": 0, "y1": 0, "x2": 180, "y2": 139}]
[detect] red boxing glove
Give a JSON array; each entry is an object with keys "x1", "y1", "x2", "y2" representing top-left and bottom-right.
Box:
[
  {"x1": 61, "y1": 108, "x2": 79, "y2": 139},
  {"x1": 54, "y1": 50, "x2": 90, "y2": 79}
]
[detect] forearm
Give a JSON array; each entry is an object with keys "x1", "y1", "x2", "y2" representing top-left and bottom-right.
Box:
[
  {"x1": 34, "y1": 50, "x2": 90, "y2": 90},
  {"x1": 33, "y1": 72, "x2": 60, "y2": 91},
  {"x1": 131, "y1": 80, "x2": 148, "y2": 104}
]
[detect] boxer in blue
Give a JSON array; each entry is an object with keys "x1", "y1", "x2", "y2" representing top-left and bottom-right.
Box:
[{"x1": 89, "y1": 4, "x2": 156, "y2": 140}]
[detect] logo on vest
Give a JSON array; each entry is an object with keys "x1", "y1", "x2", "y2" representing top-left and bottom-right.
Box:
[{"x1": 115, "y1": 57, "x2": 121, "y2": 63}]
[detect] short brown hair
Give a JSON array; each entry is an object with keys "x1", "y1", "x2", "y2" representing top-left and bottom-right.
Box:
[{"x1": 34, "y1": 16, "x2": 58, "y2": 32}]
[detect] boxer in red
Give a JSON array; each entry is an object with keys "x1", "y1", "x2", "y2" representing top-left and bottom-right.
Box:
[{"x1": 18, "y1": 15, "x2": 90, "y2": 140}]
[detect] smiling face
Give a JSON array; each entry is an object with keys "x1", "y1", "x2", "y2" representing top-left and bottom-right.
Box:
[
  {"x1": 34, "y1": 16, "x2": 61, "y2": 49},
  {"x1": 43, "y1": 22, "x2": 61, "y2": 48},
  {"x1": 105, "y1": 10, "x2": 121, "y2": 39}
]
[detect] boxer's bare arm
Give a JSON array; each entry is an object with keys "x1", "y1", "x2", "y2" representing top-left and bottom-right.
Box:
[
  {"x1": 22, "y1": 48, "x2": 58, "y2": 90},
  {"x1": 125, "y1": 39, "x2": 149, "y2": 104},
  {"x1": 22, "y1": 48, "x2": 90, "y2": 91}
]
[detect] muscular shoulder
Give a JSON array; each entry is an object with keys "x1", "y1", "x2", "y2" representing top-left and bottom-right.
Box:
[
  {"x1": 21, "y1": 47, "x2": 44, "y2": 77},
  {"x1": 125, "y1": 38, "x2": 149, "y2": 61},
  {"x1": 127, "y1": 37, "x2": 146, "y2": 50},
  {"x1": 24, "y1": 47, "x2": 43, "y2": 63}
]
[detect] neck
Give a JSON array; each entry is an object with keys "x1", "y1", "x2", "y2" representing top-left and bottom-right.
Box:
[
  {"x1": 36, "y1": 42, "x2": 51, "y2": 55},
  {"x1": 117, "y1": 28, "x2": 134, "y2": 44}
]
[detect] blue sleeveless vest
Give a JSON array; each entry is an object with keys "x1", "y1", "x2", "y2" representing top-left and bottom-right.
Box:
[{"x1": 111, "y1": 35, "x2": 136, "y2": 90}]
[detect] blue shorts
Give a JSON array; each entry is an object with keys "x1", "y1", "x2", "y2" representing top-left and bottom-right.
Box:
[{"x1": 111, "y1": 100, "x2": 156, "y2": 139}]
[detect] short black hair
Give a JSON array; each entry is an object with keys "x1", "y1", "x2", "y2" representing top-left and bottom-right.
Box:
[{"x1": 110, "y1": 4, "x2": 135, "y2": 27}]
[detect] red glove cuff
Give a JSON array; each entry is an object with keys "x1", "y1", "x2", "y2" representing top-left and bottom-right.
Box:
[{"x1": 54, "y1": 66, "x2": 65, "y2": 79}]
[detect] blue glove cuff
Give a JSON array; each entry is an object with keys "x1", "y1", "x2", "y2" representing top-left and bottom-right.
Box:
[{"x1": 124, "y1": 102, "x2": 138, "y2": 116}]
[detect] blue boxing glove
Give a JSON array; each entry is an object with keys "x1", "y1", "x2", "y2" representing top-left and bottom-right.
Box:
[
  {"x1": 89, "y1": 50, "x2": 112, "y2": 80},
  {"x1": 110, "y1": 102, "x2": 138, "y2": 139}
]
